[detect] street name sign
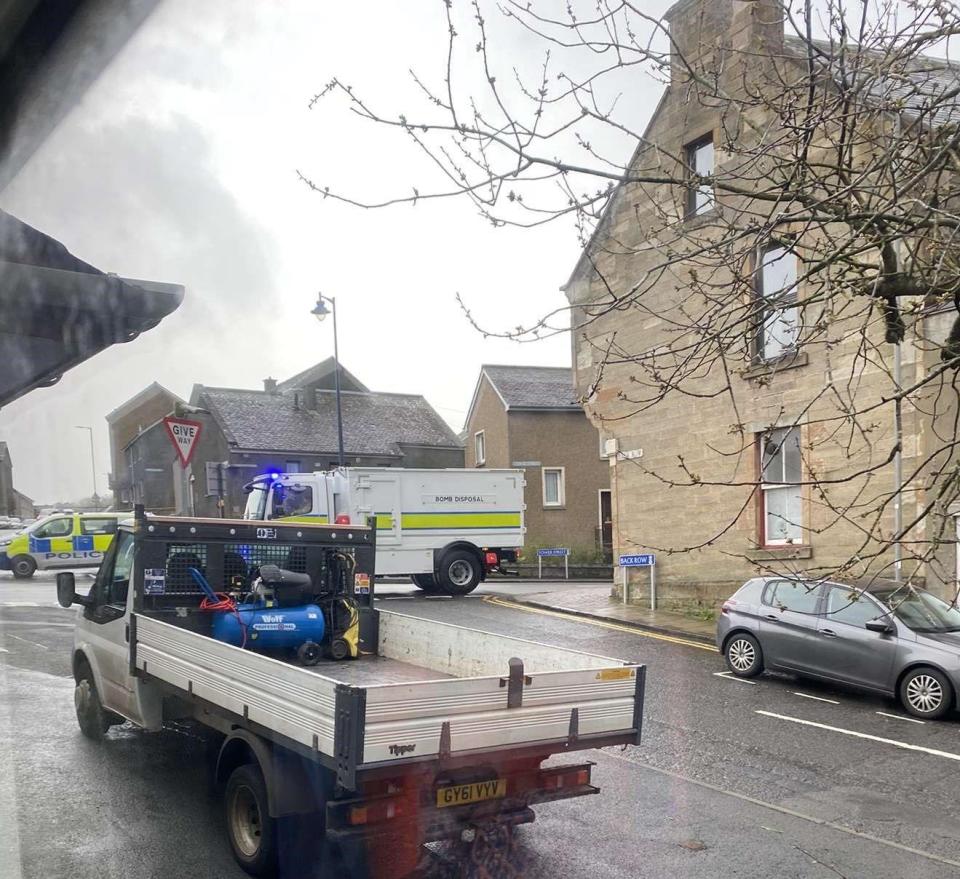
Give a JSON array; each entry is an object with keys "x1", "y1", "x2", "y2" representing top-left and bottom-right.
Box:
[
  {"x1": 163, "y1": 416, "x2": 203, "y2": 468},
  {"x1": 619, "y1": 553, "x2": 655, "y2": 567},
  {"x1": 537, "y1": 548, "x2": 569, "y2": 557}
]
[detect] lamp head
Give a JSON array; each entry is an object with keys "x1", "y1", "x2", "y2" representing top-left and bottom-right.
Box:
[{"x1": 311, "y1": 296, "x2": 331, "y2": 322}]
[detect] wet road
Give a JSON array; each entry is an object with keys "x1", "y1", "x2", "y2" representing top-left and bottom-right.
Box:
[{"x1": 4, "y1": 574, "x2": 960, "y2": 878}]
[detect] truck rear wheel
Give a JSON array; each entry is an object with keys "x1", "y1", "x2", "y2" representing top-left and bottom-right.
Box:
[
  {"x1": 11, "y1": 555, "x2": 36, "y2": 579},
  {"x1": 225, "y1": 763, "x2": 277, "y2": 877},
  {"x1": 437, "y1": 550, "x2": 482, "y2": 596},
  {"x1": 411, "y1": 573, "x2": 441, "y2": 593}
]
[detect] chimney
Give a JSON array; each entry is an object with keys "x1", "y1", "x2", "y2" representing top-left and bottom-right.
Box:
[
  {"x1": 263, "y1": 377, "x2": 278, "y2": 394},
  {"x1": 664, "y1": 0, "x2": 783, "y2": 83}
]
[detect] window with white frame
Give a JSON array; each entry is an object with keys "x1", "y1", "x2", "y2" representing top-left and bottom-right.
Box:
[
  {"x1": 760, "y1": 427, "x2": 803, "y2": 544},
  {"x1": 542, "y1": 467, "x2": 565, "y2": 508},
  {"x1": 686, "y1": 135, "x2": 714, "y2": 217},
  {"x1": 474, "y1": 430, "x2": 486, "y2": 466},
  {"x1": 757, "y1": 244, "x2": 799, "y2": 361}
]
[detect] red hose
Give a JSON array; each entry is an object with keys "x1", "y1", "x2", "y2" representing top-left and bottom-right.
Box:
[{"x1": 199, "y1": 592, "x2": 247, "y2": 649}]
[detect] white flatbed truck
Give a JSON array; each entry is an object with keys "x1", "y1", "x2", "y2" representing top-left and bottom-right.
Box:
[
  {"x1": 243, "y1": 467, "x2": 525, "y2": 595},
  {"x1": 57, "y1": 509, "x2": 645, "y2": 877}
]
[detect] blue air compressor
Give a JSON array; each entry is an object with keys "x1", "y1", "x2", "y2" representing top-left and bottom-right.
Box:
[{"x1": 190, "y1": 566, "x2": 333, "y2": 665}]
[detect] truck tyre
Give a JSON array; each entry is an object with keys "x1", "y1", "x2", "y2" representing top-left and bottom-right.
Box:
[
  {"x1": 11, "y1": 555, "x2": 36, "y2": 579},
  {"x1": 411, "y1": 573, "x2": 441, "y2": 593},
  {"x1": 437, "y1": 549, "x2": 482, "y2": 596},
  {"x1": 74, "y1": 664, "x2": 112, "y2": 740},
  {"x1": 225, "y1": 763, "x2": 277, "y2": 877}
]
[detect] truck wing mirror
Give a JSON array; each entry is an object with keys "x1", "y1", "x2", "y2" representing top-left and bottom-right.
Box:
[{"x1": 56, "y1": 572, "x2": 90, "y2": 608}]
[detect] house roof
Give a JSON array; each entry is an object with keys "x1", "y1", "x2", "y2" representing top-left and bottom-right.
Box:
[
  {"x1": 106, "y1": 381, "x2": 185, "y2": 423},
  {"x1": 196, "y1": 385, "x2": 462, "y2": 456},
  {"x1": 783, "y1": 35, "x2": 960, "y2": 127},
  {"x1": 465, "y1": 365, "x2": 582, "y2": 428},
  {"x1": 277, "y1": 357, "x2": 369, "y2": 393}
]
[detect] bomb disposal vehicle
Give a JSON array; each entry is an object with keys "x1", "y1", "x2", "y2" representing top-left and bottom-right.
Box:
[
  {"x1": 244, "y1": 467, "x2": 525, "y2": 595},
  {"x1": 57, "y1": 508, "x2": 645, "y2": 876}
]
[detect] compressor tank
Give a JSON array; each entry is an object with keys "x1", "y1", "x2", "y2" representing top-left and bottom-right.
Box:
[{"x1": 212, "y1": 603, "x2": 325, "y2": 650}]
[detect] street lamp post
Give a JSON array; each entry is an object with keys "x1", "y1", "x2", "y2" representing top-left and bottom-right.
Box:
[
  {"x1": 311, "y1": 294, "x2": 345, "y2": 468},
  {"x1": 75, "y1": 425, "x2": 100, "y2": 510}
]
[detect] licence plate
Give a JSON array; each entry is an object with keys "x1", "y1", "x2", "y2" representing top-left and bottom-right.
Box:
[{"x1": 436, "y1": 779, "x2": 507, "y2": 808}]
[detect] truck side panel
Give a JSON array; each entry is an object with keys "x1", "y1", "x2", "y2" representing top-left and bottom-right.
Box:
[{"x1": 135, "y1": 615, "x2": 339, "y2": 753}]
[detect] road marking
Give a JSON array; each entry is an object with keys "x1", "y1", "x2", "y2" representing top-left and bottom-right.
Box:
[
  {"x1": 756, "y1": 710, "x2": 959, "y2": 760},
  {"x1": 793, "y1": 691, "x2": 839, "y2": 704},
  {"x1": 876, "y1": 711, "x2": 925, "y2": 725},
  {"x1": 0, "y1": 648, "x2": 7, "y2": 653},
  {"x1": 598, "y1": 750, "x2": 960, "y2": 870},
  {"x1": 483, "y1": 596, "x2": 716, "y2": 651},
  {"x1": 713, "y1": 671, "x2": 756, "y2": 685},
  {"x1": 5, "y1": 634, "x2": 48, "y2": 651}
]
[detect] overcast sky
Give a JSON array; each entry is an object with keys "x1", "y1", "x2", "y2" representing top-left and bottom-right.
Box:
[{"x1": 0, "y1": 0, "x2": 669, "y2": 503}]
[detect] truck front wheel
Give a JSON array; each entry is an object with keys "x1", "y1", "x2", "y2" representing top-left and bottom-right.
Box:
[
  {"x1": 225, "y1": 763, "x2": 277, "y2": 877},
  {"x1": 437, "y1": 549, "x2": 482, "y2": 596},
  {"x1": 74, "y1": 665, "x2": 112, "y2": 740}
]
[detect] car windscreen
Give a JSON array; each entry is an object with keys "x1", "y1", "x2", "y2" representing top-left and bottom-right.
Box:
[
  {"x1": 874, "y1": 586, "x2": 960, "y2": 633},
  {"x1": 243, "y1": 483, "x2": 269, "y2": 520}
]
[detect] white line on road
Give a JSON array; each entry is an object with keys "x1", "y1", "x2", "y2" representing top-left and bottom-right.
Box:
[
  {"x1": 0, "y1": 648, "x2": 7, "y2": 653},
  {"x1": 876, "y1": 711, "x2": 925, "y2": 725},
  {"x1": 598, "y1": 750, "x2": 960, "y2": 871},
  {"x1": 5, "y1": 634, "x2": 47, "y2": 651},
  {"x1": 713, "y1": 671, "x2": 756, "y2": 685},
  {"x1": 756, "y1": 710, "x2": 959, "y2": 760},
  {"x1": 793, "y1": 692, "x2": 840, "y2": 704}
]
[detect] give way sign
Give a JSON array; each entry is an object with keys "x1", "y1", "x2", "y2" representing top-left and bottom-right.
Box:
[{"x1": 163, "y1": 416, "x2": 203, "y2": 467}]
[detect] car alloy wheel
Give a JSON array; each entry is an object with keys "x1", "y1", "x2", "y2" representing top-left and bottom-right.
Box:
[
  {"x1": 728, "y1": 638, "x2": 756, "y2": 673},
  {"x1": 905, "y1": 674, "x2": 943, "y2": 714}
]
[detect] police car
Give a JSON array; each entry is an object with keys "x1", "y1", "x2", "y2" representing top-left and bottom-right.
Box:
[{"x1": 0, "y1": 512, "x2": 125, "y2": 578}]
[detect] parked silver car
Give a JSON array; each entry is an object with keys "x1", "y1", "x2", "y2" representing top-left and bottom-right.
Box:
[{"x1": 716, "y1": 577, "x2": 960, "y2": 719}]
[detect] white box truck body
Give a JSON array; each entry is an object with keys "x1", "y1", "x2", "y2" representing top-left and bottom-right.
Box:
[{"x1": 243, "y1": 468, "x2": 525, "y2": 595}]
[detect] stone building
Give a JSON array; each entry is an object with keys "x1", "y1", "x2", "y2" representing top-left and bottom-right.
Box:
[
  {"x1": 562, "y1": 0, "x2": 960, "y2": 608},
  {"x1": 116, "y1": 359, "x2": 464, "y2": 518},
  {"x1": 463, "y1": 365, "x2": 611, "y2": 559}
]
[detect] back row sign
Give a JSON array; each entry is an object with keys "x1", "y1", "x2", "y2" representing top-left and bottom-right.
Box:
[{"x1": 619, "y1": 553, "x2": 655, "y2": 567}]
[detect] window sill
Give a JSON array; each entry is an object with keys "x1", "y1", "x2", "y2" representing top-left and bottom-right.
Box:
[
  {"x1": 746, "y1": 545, "x2": 812, "y2": 561},
  {"x1": 543, "y1": 505, "x2": 566, "y2": 511},
  {"x1": 682, "y1": 206, "x2": 720, "y2": 229},
  {"x1": 743, "y1": 350, "x2": 808, "y2": 381}
]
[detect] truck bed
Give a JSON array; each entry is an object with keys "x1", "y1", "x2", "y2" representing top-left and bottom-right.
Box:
[
  {"x1": 312, "y1": 654, "x2": 455, "y2": 685},
  {"x1": 133, "y1": 608, "x2": 644, "y2": 787}
]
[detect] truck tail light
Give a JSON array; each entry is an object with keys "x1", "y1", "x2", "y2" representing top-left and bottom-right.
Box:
[
  {"x1": 542, "y1": 766, "x2": 592, "y2": 790},
  {"x1": 335, "y1": 514, "x2": 351, "y2": 525},
  {"x1": 484, "y1": 551, "x2": 499, "y2": 569},
  {"x1": 348, "y1": 798, "x2": 403, "y2": 826}
]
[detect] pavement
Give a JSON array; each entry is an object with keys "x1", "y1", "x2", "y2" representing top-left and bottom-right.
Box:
[{"x1": 5, "y1": 570, "x2": 960, "y2": 878}]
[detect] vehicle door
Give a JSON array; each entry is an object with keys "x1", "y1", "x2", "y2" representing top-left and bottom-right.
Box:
[
  {"x1": 759, "y1": 579, "x2": 825, "y2": 670},
  {"x1": 812, "y1": 585, "x2": 899, "y2": 691},
  {"x1": 81, "y1": 530, "x2": 142, "y2": 722},
  {"x1": 76, "y1": 515, "x2": 119, "y2": 566},
  {"x1": 27, "y1": 514, "x2": 75, "y2": 569},
  {"x1": 357, "y1": 472, "x2": 402, "y2": 545}
]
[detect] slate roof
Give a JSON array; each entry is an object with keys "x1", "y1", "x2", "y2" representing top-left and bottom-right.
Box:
[
  {"x1": 482, "y1": 365, "x2": 581, "y2": 410},
  {"x1": 277, "y1": 357, "x2": 369, "y2": 393},
  {"x1": 784, "y1": 36, "x2": 960, "y2": 127},
  {"x1": 197, "y1": 386, "x2": 462, "y2": 456}
]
